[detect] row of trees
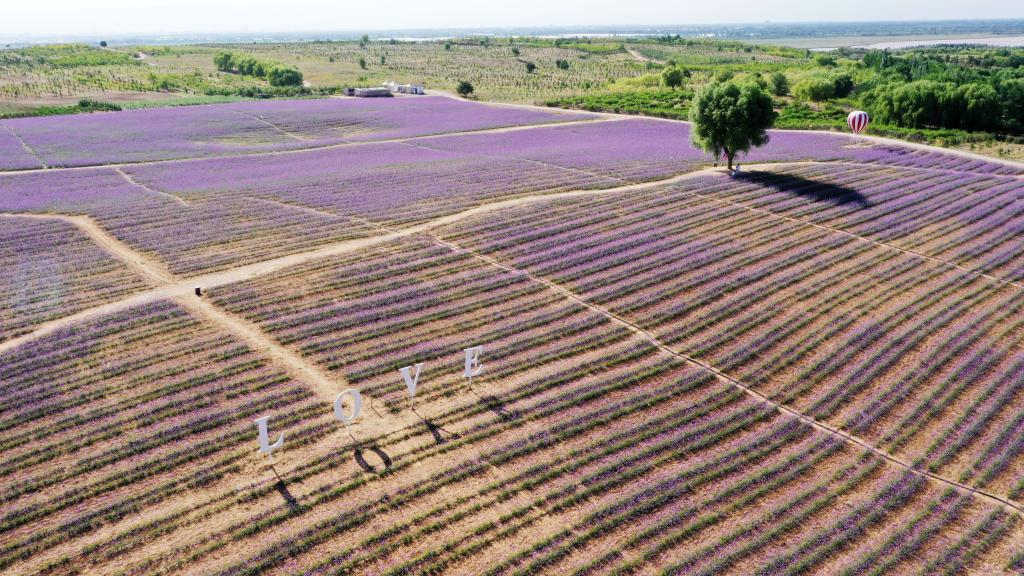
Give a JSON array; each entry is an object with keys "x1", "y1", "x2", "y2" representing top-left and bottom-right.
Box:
[
  {"x1": 865, "y1": 79, "x2": 1024, "y2": 133},
  {"x1": 213, "y1": 52, "x2": 303, "y2": 87},
  {"x1": 856, "y1": 48, "x2": 1024, "y2": 134}
]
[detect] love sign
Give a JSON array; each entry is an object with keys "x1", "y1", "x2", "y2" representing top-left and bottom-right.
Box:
[{"x1": 253, "y1": 344, "x2": 485, "y2": 458}]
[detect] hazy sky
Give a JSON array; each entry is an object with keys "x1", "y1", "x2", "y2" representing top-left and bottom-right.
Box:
[{"x1": 4, "y1": 0, "x2": 1024, "y2": 37}]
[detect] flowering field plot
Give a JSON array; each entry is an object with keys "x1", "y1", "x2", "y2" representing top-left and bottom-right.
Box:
[
  {"x1": 223, "y1": 96, "x2": 593, "y2": 141},
  {"x1": 0, "y1": 96, "x2": 590, "y2": 170},
  {"x1": 0, "y1": 168, "x2": 383, "y2": 275},
  {"x1": 135, "y1": 235, "x2": 1016, "y2": 575},
  {"x1": 852, "y1": 143, "x2": 1024, "y2": 176},
  {"x1": 123, "y1": 141, "x2": 622, "y2": 228},
  {"x1": 710, "y1": 164, "x2": 1024, "y2": 280},
  {"x1": 0, "y1": 128, "x2": 43, "y2": 171},
  {"x1": 435, "y1": 166, "x2": 1024, "y2": 502},
  {"x1": 0, "y1": 216, "x2": 153, "y2": 342},
  {"x1": 0, "y1": 299, "x2": 324, "y2": 575},
  {"x1": 412, "y1": 117, "x2": 1019, "y2": 183}
]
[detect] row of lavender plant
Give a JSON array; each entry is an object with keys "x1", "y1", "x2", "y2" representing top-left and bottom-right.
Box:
[
  {"x1": 0, "y1": 300, "x2": 322, "y2": 571},
  {"x1": 433, "y1": 165, "x2": 1024, "y2": 520}
]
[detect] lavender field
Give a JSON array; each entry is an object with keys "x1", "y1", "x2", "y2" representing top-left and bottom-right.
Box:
[
  {"x1": 1, "y1": 97, "x2": 1023, "y2": 575},
  {"x1": 0, "y1": 96, "x2": 591, "y2": 169}
]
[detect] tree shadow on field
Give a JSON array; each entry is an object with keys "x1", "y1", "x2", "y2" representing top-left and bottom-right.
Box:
[
  {"x1": 354, "y1": 445, "x2": 393, "y2": 474},
  {"x1": 734, "y1": 171, "x2": 872, "y2": 208}
]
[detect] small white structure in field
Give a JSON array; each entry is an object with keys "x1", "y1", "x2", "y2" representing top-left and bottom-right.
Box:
[
  {"x1": 354, "y1": 87, "x2": 392, "y2": 98},
  {"x1": 254, "y1": 416, "x2": 284, "y2": 461},
  {"x1": 400, "y1": 363, "x2": 423, "y2": 402},
  {"x1": 334, "y1": 388, "x2": 364, "y2": 425},
  {"x1": 464, "y1": 345, "x2": 484, "y2": 387},
  {"x1": 396, "y1": 83, "x2": 425, "y2": 95}
]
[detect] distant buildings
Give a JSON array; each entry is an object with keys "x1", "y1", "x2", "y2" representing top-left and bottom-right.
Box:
[
  {"x1": 348, "y1": 81, "x2": 426, "y2": 97},
  {"x1": 394, "y1": 83, "x2": 426, "y2": 95},
  {"x1": 353, "y1": 87, "x2": 392, "y2": 98}
]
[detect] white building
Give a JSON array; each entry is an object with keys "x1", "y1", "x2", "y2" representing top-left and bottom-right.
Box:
[
  {"x1": 353, "y1": 87, "x2": 392, "y2": 98},
  {"x1": 396, "y1": 83, "x2": 425, "y2": 95}
]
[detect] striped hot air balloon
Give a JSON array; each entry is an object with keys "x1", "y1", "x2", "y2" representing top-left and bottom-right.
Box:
[{"x1": 847, "y1": 110, "x2": 870, "y2": 134}]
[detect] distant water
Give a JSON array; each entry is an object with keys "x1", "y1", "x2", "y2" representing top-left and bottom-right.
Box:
[{"x1": 852, "y1": 36, "x2": 1024, "y2": 49}]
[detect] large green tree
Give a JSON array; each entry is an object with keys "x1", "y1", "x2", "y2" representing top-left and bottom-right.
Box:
[{"x1": 689, "y1": 81, "x2": 777, "y2": 170}]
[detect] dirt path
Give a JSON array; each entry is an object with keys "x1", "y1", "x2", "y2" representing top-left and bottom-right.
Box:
[
  {"x1": 0, "y1": 165, "x2": 743, "y2": 356},
  {"x1": 6, "y1": 212, "x2": 175, "y2": 283},
  {"x1": 177, "y1": 296, "x2": 346, "y2": 403},
  {"x1": 625, "y1": 46, "x2": 666, "y2": 65},
  {"x1": 1, "y1": 211, "x2": 348, "y2": 403}
]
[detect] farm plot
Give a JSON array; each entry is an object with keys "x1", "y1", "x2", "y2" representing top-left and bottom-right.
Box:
[
  {"x1": 433, "y1": 165, "x2": 1024, "y2": 503},
  {"x1": 0, "y1": 299, "x2": 325, "y2": 575},
  {"x1": 0, "y1": 96, "x2": 591, "y2": 170},
  {"x1": 411, "y1": 117, "x2": 1018, "y2": 182},
  {"x1": 717, "y1": 164, "x2": 1024, "y2": 280},
  {"x1": 0, "y1": 167, "x2": 384, "y2": 275},
  {"x1": 138, "y1": 234, "x2": 1020, "y2": 576},
  {"x1": 122, "y1": 140, "x2": 622, "y2": 228},
  {"x1": 0, "y1": 128, "x2": 44, "y2": 170},
  {"x1": 0, "y1": 215, "x2": 154, "y2": 342}
]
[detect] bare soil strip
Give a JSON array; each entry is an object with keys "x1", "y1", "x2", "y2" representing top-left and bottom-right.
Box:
[
  {"x1": 626, "y1": 46, "x2": 666, "y2": 65},
  {"x1": 114, "y1": 167, "x2": 190, "y2": 207},
  {"x1": 176, "y1": 296, "x2": 347, "y2": 403}
]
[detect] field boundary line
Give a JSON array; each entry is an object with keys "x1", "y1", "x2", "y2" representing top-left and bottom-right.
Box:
[
  {"x1": 7, "y1": 125, "x2": 48, "y2": 169},
  {"x1": 242, "y1": 195, "x2": 351, "y2": 221},
  {"x1": 428, "y1": 233, "x2": 1024, "y2": 517},
  {"x1": 114, "y1": 167, "x2": 190, "y2": 207}
]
